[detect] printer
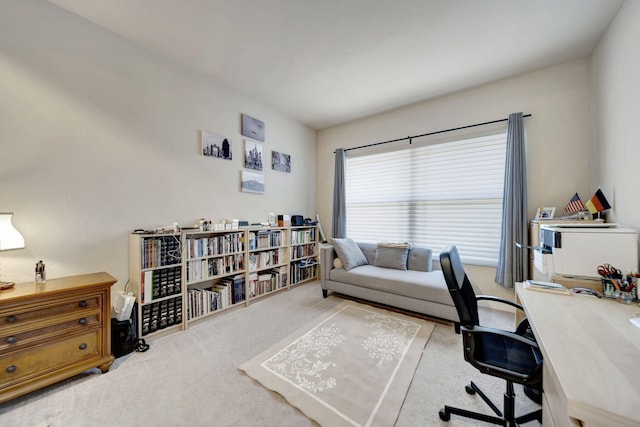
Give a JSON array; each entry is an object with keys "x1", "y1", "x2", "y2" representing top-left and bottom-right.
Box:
[{"x1": 534, "y1": 225, "x2": 638, "y2": 278}]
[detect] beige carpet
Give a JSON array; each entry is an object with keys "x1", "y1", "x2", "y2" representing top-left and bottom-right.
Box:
[
  {"x1": 0, "y1": 281, "x2": 540, "y2": 426},
  {"x1": 239, "y1": 301, "x2": 435, "y2": 427}
]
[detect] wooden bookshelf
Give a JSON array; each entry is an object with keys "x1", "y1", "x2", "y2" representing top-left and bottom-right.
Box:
[{"x1": 128, "y1": 225, "x2": 318, "y2": 338}]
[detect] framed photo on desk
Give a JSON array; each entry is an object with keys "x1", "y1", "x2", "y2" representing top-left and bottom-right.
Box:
[{"x1": 535, "y1": 207, "x2": 555, "y2": 219}]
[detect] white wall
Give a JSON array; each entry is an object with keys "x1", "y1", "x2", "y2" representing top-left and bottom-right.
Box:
[
  {"x1": 590, "y1": 1, "x2": 640, "y2": 230},
  {"x1": 316, "y1": 59, "x2": 592, "y2": 301},
  {"x1": 0, "y1": 0, "x2": 316, "y2": 292}
]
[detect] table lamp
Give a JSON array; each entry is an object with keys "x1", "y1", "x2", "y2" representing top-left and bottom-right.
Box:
[{"x1": 0, "y1": 212, "x2": 25, "y2": 289}]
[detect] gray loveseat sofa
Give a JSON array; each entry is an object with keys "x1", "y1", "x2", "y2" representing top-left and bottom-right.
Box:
[{"x1": 320, "y1": 239, "x2": 458, "y2": 322}]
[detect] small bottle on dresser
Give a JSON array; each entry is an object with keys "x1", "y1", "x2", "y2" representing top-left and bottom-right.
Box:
[{"x1": 35, "y1": 260, "x2": 46, "y2": 283}]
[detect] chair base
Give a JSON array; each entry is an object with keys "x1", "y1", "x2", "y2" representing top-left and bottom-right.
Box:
[{"x1": 439, "y1": 381, "x2": 542, "y2": 427}]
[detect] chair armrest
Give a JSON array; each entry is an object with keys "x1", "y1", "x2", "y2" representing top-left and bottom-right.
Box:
[
  {"x1": 462, "y1": 324, "x2": 538, "y2": 349},
  {"x1": 476, "y1": 294, "x2": 524, "y2": 312}
]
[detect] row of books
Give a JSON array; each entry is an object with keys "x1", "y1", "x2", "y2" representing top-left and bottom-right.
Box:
[
  {"x1": 185, "y1": 232, "x2": 245, "y2": 259},
  {"x1": 186, "y1": 254, "x2": 244, "y2": 282},
  {"x1": 290, "y1": 243, "x2": 316, "y2": 260},
  {"x1": 140, "y1": 266, "x2": 182, "y2": 304},
  {"x1": 290, "y1": 259, "x2": 318, "y2": 284},
  {"x1": 248, "y1": 230, "x2": 285, "y2": 250},
  {"x1": 186, "y1": 275, "x2": 245, "y2": 319},
  {"x1": 290, "y1": 229, "x2": 317, "y2": 245},
  {"x1": 140, "y1": 235, "x2": 181, "y2": 269},
  {"x1": 248, "y1": 266, "x2": 287, "y2": 298},
  {"x1": 248, "y1": 248, "x2": 285, "y2": 271},
  {"x1": 141, "y1": 296, "x2": 183, "y2": 336}
]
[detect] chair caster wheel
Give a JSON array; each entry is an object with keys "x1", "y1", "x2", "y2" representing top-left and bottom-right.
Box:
[
  {"x1": 439, "y1": 408, "x2": 450, "y2": 421},
  {"x1": 465, "y1": 384, "x2": 476, "y2": 395}
]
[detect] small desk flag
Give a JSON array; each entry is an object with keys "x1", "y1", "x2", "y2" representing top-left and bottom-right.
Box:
[
  {"x1": 565, "y1": 193, "x2": 585, "y2": 213},
  {"x1": 586, "y1": 188, "x2": 611, "y2": 214}
]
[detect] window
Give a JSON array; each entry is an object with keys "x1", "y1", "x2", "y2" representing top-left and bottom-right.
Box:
[{"x1": 345, "y1": 132, "x2": 507, "y2": 266}]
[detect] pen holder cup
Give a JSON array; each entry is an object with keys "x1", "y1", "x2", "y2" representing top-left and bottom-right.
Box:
[{"x1": 601, "y1": 278, "x2": 637, "y2": 301}]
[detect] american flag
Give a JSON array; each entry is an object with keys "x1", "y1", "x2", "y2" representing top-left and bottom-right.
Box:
[{"x1": 565, "y1": 193, "x2": 585, "y2": 213}]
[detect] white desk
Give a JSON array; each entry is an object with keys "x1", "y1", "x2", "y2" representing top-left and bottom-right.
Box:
[{"x1": 515, "y1": 282, "x2": 640, "y2": 427}]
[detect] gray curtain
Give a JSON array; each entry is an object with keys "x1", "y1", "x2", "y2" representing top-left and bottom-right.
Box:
[
  {"x1": 332, "y1": 148, "x2": 347, "y2": 238},
  {"x1": 495, "y1": 113, "x2": 529, "y2": 287}
]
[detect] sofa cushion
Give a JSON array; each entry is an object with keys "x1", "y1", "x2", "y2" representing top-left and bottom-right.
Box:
[
  {"x1": 407, "y1": 246, "x2": 433, "y2": 272},
  {"x1": 329, "y1": 265, "x2": 452, "y2": 306},
  {"x1": 374, "y1": 242, "x2": 411, "y2": 270},
  {"x1": 356, "y1": 242, "x2": 377, "y2": 265},
  {"x1": 331, "y1": 238, "x2": 368, "y2": 270}
]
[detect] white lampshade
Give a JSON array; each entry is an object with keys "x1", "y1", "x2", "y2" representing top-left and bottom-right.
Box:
[{"x1": 0, "y1": 212, "x2": 25, "y2": 251}]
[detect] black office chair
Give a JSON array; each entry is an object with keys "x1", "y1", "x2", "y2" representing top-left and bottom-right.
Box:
[{"x1": 438, "y1": 245, "x2": 543, "y2": 426}]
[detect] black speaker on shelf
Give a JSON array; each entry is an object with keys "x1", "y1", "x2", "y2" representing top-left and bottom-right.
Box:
[{"x1": 291, "y1": 215, "x2": 304, "y2": 226}]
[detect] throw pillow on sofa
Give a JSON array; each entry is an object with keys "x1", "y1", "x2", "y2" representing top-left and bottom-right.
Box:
[
  {"x1": 332, "y1": 238, "x2": 368, "y2": 270},
  {"x1": 374, "y1": 242, "x2": 411, "y2": 270}
]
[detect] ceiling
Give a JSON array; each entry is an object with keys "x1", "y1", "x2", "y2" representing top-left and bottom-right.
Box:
[{"x1": 46, "y1": 0, "x2": 624, "y2": 130}]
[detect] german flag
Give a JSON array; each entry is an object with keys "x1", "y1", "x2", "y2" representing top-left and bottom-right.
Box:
[{"x1": 586, "y1": 188, "x2": 611, "y2": 214}]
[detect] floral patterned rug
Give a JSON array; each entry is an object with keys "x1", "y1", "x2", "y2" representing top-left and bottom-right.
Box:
[{"x1": 239, "y1": 300, "x2": 435, "y2": 426}]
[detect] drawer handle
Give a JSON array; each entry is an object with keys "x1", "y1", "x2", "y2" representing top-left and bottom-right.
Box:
[
  {"x1": 5, "y1": 335, "x2": 18, "y2": 344},
  {"x1": 6, "y1": 315, "x2": 17, "y2": 324},
  {"x1": 79, "y1": 300, "x2": 88, "y2": 308},
  {"x1": 5, "y1": 365, "x2": 17, "y2": 374},
  {"x1": 79, "y1": 318, "x2": 88, "y2": 326},
  {"x1": 79, "y1": 343, "x2": 87, "y2": 350}
]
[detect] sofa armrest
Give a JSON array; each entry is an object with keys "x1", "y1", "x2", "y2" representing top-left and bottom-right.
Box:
[{"x1": 320, "y1": 244, "x2": 336, "y2": 287}]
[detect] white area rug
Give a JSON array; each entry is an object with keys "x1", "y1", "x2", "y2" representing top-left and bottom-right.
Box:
[{"x1": 239, "y1": 300, "x2": 435, "y2": 427}]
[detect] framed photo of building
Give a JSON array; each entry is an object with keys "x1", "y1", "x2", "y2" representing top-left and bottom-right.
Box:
[
  {"x1": 201, "y1": 131, "x2": 232, "y2": 160},
  {"x1": 271, "y1": 150, "x2": 291, "y2": 172},
  {"x1": 241, "y1": 171, "x2": 265, "y2": 194},
  {"x1": 244, "y1": 139, "x2": 263, "y2": 171},
  {"x1": 241, "y1": 114, "x2": 265, "y2": 142}
]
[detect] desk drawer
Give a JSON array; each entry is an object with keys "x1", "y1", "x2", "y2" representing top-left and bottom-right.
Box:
[
  {"x1": 0, "y1": 330, "x2": 100, "y2": 387},
  {"x1": 0, "y1": 311, "x2": 100, "y2": 352}
]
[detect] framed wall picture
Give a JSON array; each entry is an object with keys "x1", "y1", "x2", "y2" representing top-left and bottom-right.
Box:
[
  {"x1": 241, "y1": 171, "x2": 265, "y2": 194},
  {"x1": 535, "y1": 207, "x2": 556, "y2": 219},
  {"x1": 271, "y1": 150, "x2": 291, "y2": 172},
  {"x1": 244, "y1": 139, "x2": 263, "y2": 171},
  {"x1": 241, "y1": 114, "x2": 265, "y2": 142},
  {"x1": 201, "y1": 131, "x2": 232, "y2": 160}
]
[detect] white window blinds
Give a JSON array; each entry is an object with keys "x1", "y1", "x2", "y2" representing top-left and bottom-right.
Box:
[{"x1": 345, "y1": 133, "x2": 507, "y2": 266}]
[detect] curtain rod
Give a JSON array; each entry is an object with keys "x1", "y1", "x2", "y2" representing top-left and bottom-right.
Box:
[{"x1": 340, "y1": 114, "x2": 532, "y2": 153}]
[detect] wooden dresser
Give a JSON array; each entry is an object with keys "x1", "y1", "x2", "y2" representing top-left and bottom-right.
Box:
[{"x1": 0, "y1": 272, "x2": 116, "y2": 403}]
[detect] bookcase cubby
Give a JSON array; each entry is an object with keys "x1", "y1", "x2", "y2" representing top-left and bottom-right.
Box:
[
  {"x1": 129, "y1": 233, "x2": 184, "y2": 338},
  {"x1": 247, "y1": 228, "x2": 288, "y2": 301},
  {"x1": 289, "y1": 226, "x2": 319, "y2": 286},
  {"x1": 184, "y1": 230, "x2": 246, "y2": 323},
  {"x1": 129, "y1": 225, "x2": 318, "y2": 339}
]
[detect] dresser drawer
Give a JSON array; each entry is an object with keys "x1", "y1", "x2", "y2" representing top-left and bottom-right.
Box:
[
  {"x1": 0, "y1": 294, "x2": 102, "y2": 329},
  {"x1": 0, "y1": 330, "x2": 100, "y2": 387},
  {"x1": 0, "y1": 311, "x2": 100, "y2": 352}
]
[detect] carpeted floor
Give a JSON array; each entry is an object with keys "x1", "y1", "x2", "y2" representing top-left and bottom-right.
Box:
[{"x1": 0, "y1": 281, "x2": 541, "y2": 426}]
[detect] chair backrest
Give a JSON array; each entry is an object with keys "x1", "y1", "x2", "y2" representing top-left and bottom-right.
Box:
[{"x1": 439, "y1": 245, "x2": 479, "y2": 328}]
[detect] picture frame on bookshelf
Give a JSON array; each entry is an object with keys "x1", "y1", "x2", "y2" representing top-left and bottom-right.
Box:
[
  {"x1": 244, "y1": 139, "x2": 263, "y2": 171},
  {"x1": 271, "y1": 150, "x2": 291, "y2": 172},
  {"x1": 241, "y1": 170, "x2": 265, "y2": 194},
  {"x1": 241, "y1": 113, "x2": 265, "y2": 142},
  {"x1": 535, "y1": 207, "x2": 556, "y2": 219},
  {"x1": 201, "y1": 130, "x2": 232, "y2": 160}
]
